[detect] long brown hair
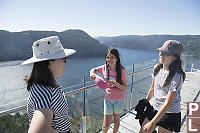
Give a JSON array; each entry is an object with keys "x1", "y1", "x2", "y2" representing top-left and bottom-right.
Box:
[
  {"x1": 154, "y1": 55, "x2": 186, "y2": 88},
  {"x1": 105, "y1": 48, "x2": 124, "y2": 84},
  {"x1": 24, "y1": 60, "x2": 56, "y2": 91}
]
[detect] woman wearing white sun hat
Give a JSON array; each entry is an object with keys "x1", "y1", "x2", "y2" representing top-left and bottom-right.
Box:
[{"x1": 22, "y1": 36, "x2": 76, "y2": 133}]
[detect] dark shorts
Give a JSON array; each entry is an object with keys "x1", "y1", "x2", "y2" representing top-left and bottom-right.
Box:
[{"x1": 146, "y1": 107, "x2": 181, "y2": 132}]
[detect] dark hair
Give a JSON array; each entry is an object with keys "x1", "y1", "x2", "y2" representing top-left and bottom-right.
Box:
[
  {"x1": 24, "y1": 60, "x2": 56, "y2": 91},
  {"x1": 105, "y1": 48, "x2": 124, "y2": 84},
  {"x1": 154, "y1": 55, "x2": 186, "y2": 88}
]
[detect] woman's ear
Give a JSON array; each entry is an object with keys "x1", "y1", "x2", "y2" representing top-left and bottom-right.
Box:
[{"x1": 48, "y1": 59, "x2": 56, "y2": 66}]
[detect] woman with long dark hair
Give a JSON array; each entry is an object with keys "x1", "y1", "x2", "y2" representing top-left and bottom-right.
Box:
[
  {"x1": 22, "y1": 36, "x2": 76, "y2": 133},
  {"x1": 90, "y1": 48, "x2": 127, "y2": 133},
  {"x1": 139, "y1": 40, "x2": 185, "y2": 133}
]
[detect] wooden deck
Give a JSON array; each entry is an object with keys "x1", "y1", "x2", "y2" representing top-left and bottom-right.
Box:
[{"x1": 100, "y1": 70, "x2": 200, "y2": 133}]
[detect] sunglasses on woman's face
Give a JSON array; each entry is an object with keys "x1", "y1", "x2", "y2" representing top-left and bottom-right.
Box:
[{"x1": 62, "y1": 57, "x2": 67, "y2": 63}]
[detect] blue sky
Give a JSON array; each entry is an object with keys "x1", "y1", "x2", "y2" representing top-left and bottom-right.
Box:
[{"x1": 0, "y1": 0, "x2": 200, "y2": 37}]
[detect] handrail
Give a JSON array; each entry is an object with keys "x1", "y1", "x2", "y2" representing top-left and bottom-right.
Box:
[
  {"x1": 128, "y1": 65, "x2": 154, "y2": 76},
  {"x1": 0, "y1": 65, "x2": 155, "y2": 117},
  {"x1": 0, "y1": 105, "x2": 27, "y2": 117}
]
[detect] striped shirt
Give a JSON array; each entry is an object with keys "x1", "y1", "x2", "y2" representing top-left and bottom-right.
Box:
[{"x1": 27, "y1": 83, "x2": 70, "y2": 133}]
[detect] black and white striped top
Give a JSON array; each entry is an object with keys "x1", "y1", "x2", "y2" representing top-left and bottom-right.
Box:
[{"x1": 27, "y1": 83, "x2": 70, "y2": 133}]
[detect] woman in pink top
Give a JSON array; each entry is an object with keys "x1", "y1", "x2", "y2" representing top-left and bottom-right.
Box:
[{"x1": 90, "y1": 48, "x2": 127, "y2": 133}]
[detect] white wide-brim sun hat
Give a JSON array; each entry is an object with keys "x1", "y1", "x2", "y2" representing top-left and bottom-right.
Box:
[{"x1": 21, "y1": 36, "x2": 76, "y2": 65}]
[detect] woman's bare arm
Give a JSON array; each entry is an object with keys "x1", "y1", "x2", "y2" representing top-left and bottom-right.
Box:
[
  {"x1": 146, "y1": 80, "x2": 155, "y2": 101},
  {"x1": 28, "y1": 108, "x2": 53, "y2": 133}
]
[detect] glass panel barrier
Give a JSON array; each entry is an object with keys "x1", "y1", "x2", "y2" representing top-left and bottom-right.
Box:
[
  {"x1": 133, "y1": 59, "x2": 158, "y2": 71},
  {"x1": 82, "y1": 64, "x2": 155, "y2": 132},
  {"x1": 67, "y1": 90, "x2": 85, "y2": 132},
  {"x1": 130, "y1": 68, "x2": 153, "y2": 108},
  {"x1": 83, "y1": 87, "x2": 104, "y2": 133},
  {"x1": 0, "y1": 88, "x2": 28, "y2": 112},
  {"x1": 125, "y1": 64, "x2": 134, "y2": 74},
  {"x1": 181, "y1": 54, "x2": 200, "y2": 72},
  {"x1": 0, "y1": 110, "x2": 29, "y2": 133},
  {"x1": 0, "y1": 59, "x2": 158, "y2": 133},
  {"x1": 0, "y1": 61, "x2": 30, "y2": 112},
  {"x1": 61, "y1": 75, "x2": 84, "y2": 93}
]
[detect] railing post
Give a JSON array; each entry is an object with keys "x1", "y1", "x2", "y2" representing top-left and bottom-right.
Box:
[
  {"x1": 191, "y1": 64, "x2": 194, "y2": 72},
  {"x1": 81, "y1": 74, "x2": 86, "y2": 133},
  {"x1": 2, "y1": 88, "x2": 6, "y2": 99},
  {"x1": 131, "y1": 64, "x2": 134, "y2": 93},
  {"x1": 129, "y1": 64, "x2": 134, "y2": 111},
  {"x1": 182, "y1": 54, "x2": 187, "y2": 71},
  {"x1": 81, "y1": 116, "x2": 87, "y2": 133},
  {"x1": 83, "y1": 74, "x2": 86, "y2": 117}
]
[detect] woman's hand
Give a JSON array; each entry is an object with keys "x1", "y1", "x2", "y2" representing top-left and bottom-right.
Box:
[
  {"x1": 143, "y1": 121, "x2": 156, "y2": 133},
  {"x1": 90, "y1": 74, "x2": 96, "y2": 80},
  {"x1": 90, "y1": 68, "x2": 98, "y2": 80},
  {"x1": 108, "y1": 79, "x2": 117, "y2": 87},
  {"x1": 107, "y1": 78, "x2": 127, "y2": 91}
]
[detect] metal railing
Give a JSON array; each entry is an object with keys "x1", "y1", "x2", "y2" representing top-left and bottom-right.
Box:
[
  {"x1": 0, "y1": 59, "x2": 158, "y2": 133},
  {"x1": 0, "y1": 53, "x2": 199, "y2": 132},
  {"x1": 0, "y1": 64, "x2": 156, "y2": 117},
  {"x1": 190, "y1": 63, "x2": 199, "y2": 72},
  {"x1": 3, "y1": 56, "x2": 197, "y2": 132}
]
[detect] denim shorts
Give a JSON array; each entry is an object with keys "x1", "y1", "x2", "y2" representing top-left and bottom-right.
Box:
[{"x1": 104, "y1": 98, "x2": 125, "y2": 115}]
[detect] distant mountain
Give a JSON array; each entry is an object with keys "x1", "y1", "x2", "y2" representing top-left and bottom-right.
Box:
[
  {"x1": 96, "y1": 35, "x2": 200, "y2": 58},
  {"x1": 0, "y1": 30, "x2": 108, "y2": 61}
]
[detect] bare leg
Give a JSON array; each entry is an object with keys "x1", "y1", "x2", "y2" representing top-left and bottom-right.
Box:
[
  {"x1": 113, "y1": 113, "x2": 120, "y2": 133},
  {"x1": 158, "y1": 126, "x2": 172, "y2": 133},
  {"x1": 139, "y1": 118, "x2": 150, "y2": 133},
  {"x1": 102, "y1": 115, "x2": 112, "y2": 133},
  {"x1": 139, "y1": 117, "x2": 158, "y2": 133}
]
